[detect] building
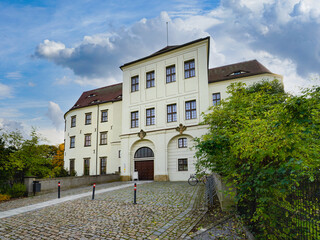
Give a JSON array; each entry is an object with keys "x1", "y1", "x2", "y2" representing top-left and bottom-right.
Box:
[{"x1": 64, "y1": 37, "x2": 282, "y2": 181}]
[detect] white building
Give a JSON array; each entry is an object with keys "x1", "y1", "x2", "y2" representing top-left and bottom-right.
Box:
[{"x1": 64, "y1": 37, "x2": 282, "y2": 181}]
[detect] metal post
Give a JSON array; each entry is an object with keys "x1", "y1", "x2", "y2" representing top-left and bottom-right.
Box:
[
  {"x1": 134, "y1": 183, "x2": 137, "y2": 204},
  {"x1": 92, "y1": 183, "x2": 96, "y2": 200},
  {"x1": 58, "y1": 181, "x2": 60, "y2": 199}
]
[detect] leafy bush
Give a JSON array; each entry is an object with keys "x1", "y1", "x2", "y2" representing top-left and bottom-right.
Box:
[
  {"x1": 195, "y1": 80, "x2": 320, "y2": 238},
  {"x1": 0, "y1": 193, "x2": 11, "y2": 202},
  {"x1": 8, "y1": 183, "x2": 26, "y2": 198}
]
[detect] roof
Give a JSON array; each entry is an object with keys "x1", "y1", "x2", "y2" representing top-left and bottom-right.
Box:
[
  {"x1": 65, "y1": 83, "x2": 122, "y2": 116},
  {"x1": 208, "y1": 60, "x2": 272, "y2": 83},
  {"x1": 120, "y1": 37, "x2": 210, "y2": 69}
]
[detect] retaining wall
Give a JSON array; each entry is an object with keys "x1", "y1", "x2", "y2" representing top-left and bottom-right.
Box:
[
  {"x1": 212, "y1": 173, "x2": 236, "y2": 211},
  {"x1": 24, "y1": 174, "x2": 120, "y2": 196}
]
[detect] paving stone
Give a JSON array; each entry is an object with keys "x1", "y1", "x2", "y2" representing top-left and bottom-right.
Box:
[{"x1": 0, "y1": 182, "x2": 206, "y2": 239}]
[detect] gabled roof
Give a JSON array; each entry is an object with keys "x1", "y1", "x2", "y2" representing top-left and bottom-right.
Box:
[
  {"x1": 66, "y1": 83, "x2": 122, "y2": 115},
  {"x1": 208, "y1": 60, "x2": 272, "y2": 83},
  {"x1": 120, "y1": 37, "x2": 210, "y2": 69}
]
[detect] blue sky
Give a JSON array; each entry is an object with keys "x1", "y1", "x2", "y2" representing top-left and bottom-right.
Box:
[{"x1": 0, "y1": 0, "x2": 319, "y2": 145}]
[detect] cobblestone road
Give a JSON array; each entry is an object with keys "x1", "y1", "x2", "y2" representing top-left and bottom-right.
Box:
[{"x1": 0, "y1": 182, "x2": 206, "y2": 239}]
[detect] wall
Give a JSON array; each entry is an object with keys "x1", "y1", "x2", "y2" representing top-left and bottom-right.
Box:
[
  {"x1": 64, "y1": 100, "x2": 122, "y2": 176},
  {"x1": 212, "y1": 173, "x2": 236, "y2": 211},
  {"x1": 24, "y1": 174, "x2": 120, "y2": 196}
]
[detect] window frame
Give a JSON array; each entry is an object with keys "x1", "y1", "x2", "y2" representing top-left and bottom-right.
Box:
[
  {"x1": 184, "y1": 59, "x2": 195, "y2": 79},
  {"x1": 70, "y1": 136, "x2": 75, "y2": 148},
  {"x1": 101, "y1": 110, "x2": 108, "y2": 122},
  {"x1": 146, "y1": 71, "x2": 155, "y2": 88},
  {"x1": 166, "y1": 65, "x2": 176, "y2": 83},
  {"x1": 178, "y1": 158, "x2": 188, "y2": 171},
  {"x1": 69, "y1": 159, "x2": 75, "y2": 175},
  {"x1": 100, "y1": 157, "x2": 107, "y2": 175},
  {"x1": 131, "y1": 111, "x2": 139, "y2": 128},
  {"x1": 85, "y1": 113, "x2": 92, "y2": 125},
  {"x1": 212, "y1": 92, "x2": 221, "y2": 106},
  {"x1": 146, "y1": 108, "x2": 155, "y2": 126},
  {"x1": 84, "y1": 158, "x2": 90, "y2": 176},
  {"x1": 100, "y1": 131, "x2": 108, "y2": 145},
  {"x1": 167, "y1": 104, "x2": 177, "y2": 123},
  {"x1": 84, "y1": 134, "x2": 91, "y2": 147},
  {"x1": 131, "y1": 75, "x2": 139, "y2": 92},
  {"x1": 178, "y1": 138, "x2": 187, "y2": 148},
  {"x1": 185, "y1": 100, "x2": 197, "y2": 120},
  {"x1": 71, "y1": 116, "x2": 76, "y2": 128}
]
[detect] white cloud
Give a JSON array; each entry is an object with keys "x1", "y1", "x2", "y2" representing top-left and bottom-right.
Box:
[
  {"x1": 0, "y1": 83, "x2": 12, "y2": 99},
  {"x1": 34, "y1": 0, "x2": 320, "y2": 92},
  {"x1": 37, "y1": 127, "x2": 64, "y2": 145},
  {"x1": 5, "y1": 71, "x2": 22, "y2": 80},
  {"x1": 46, "y1": 101, "x2": 64, "y2": 130}
]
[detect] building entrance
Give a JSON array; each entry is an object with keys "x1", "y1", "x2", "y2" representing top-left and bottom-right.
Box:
[{"x1": 134, "y1": 147, "x2": 154, "y2": 180}]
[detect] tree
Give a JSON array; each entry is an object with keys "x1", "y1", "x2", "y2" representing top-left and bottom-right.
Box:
[
  {"x1": 51, "y1": 143, "x2": 68, "y2": 177},
  {"x1": 195, "y1": 80, "x2": 320, "y2": 237}
]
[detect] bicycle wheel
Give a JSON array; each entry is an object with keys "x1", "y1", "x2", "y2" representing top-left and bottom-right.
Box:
[
  {"x1": 201, "y1": 176, "x2": 207, "y2": 184},
  {"x1": 188, "y1": 177, "x2": 198, "y2": 186}
]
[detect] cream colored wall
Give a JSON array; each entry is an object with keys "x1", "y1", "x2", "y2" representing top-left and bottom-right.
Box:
[
  {"x1": 64, "y1": 101, "x2": 122, "y2": 176},
  {"x1": 208, "y1": 74, "x2": 283, "y2": 109}
]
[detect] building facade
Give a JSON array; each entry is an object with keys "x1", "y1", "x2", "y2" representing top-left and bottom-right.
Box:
[{"x1": 64, "y1": 37, "x2": 282, "y2": 181}]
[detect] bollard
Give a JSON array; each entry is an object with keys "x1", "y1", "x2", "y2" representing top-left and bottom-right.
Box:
[
  {"x1": 58, "y1": 181, "x2": 61, "y2": 199},
  {"x1": 92, "y1": 183, "x2": 96, "y2": 200},
  {"x1": 133, "y1": 183, "x2": 137, "y2": 204}
]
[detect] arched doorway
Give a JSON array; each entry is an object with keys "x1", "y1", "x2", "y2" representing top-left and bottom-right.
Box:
[{"x1": 134, "y1": 147, "x2": 154, "y2": 180}]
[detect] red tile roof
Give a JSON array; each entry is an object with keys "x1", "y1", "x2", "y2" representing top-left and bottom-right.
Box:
[
  {"x1": 208, "y1": 59, "x2": 272, "y2": 83},
  {"x1": 67, "y1": 83, "x2": 122, "y2": 113}
]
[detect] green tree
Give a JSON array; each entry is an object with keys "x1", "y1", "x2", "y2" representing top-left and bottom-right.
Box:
[{"x1": 195, "y1": 80, "x2": 320, "y2": 238}]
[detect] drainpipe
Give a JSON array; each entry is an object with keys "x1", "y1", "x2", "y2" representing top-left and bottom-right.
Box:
[{"x1": 96, "y1": 104, "x2": 100, "y2": 176}]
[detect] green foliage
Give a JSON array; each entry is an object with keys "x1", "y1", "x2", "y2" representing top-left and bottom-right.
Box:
[
  {"x1": 195, "y1": 80, "x2": 320, "y2": 238},
  {"x1": 8, "y1": 183, "x2": 26, "y2": 198}
]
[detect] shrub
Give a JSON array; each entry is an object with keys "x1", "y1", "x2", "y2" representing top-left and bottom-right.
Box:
[
  {"x1": 0, "y1": 193, "x2": 11, "y2": 202},
  {"x1": 8, "y1": 183, "x2": 26, "y2": 198}
]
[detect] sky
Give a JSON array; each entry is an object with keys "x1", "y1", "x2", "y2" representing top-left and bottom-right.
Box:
[{"x1": 0, "y1": 0, "x2": 319, "y2": 145}]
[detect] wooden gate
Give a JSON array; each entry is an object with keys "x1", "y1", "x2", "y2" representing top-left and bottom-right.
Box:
[{"x1": 134, "y1": 160, "x2": 154, "y2": 180}]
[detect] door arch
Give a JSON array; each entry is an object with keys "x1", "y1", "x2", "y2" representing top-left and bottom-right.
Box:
[{"x1": 134, "y1": 147, "x2": 154, "y2": 180}]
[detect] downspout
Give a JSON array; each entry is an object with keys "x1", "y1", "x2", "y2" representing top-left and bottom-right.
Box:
[{"x1": 96, "y1": 104, "x2": 100, "y2": 176}]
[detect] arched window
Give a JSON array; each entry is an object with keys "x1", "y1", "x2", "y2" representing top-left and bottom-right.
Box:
[{"x1": 134, "y1": 147, "x2": 154, "y2": 158}]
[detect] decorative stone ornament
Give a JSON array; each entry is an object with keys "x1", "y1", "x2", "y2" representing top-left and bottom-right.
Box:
[
  {"x1": 176, "y1": 123, "x2": 187, "y2": 134},
  {"x1": 138, "y1": 129, "x2": 146, "y2": 139}
]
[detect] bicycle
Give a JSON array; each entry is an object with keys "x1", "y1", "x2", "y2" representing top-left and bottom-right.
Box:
[{"x1": 188, "y1": 173, "x2": 207, "y2": 186}]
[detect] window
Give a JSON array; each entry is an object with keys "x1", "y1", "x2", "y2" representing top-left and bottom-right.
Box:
[
  {"x1": 85, "y1": 113, "x2": 92, "y2": 125},
  {"x1": 84, "y1": 134, "x2": 91, "y2": 147},
  {"x1": 178, "y1": 138, "x2": 187, "y2": 148},
  {"x1": 167, "y1": 104, "x2": 177, "y2": 123},
  {"x1": 185, "y1": 100, "x2": 197, "y2": 120},
  {"x1": 131, "y1": 111, "x2": 139, "y2": 128},
  {"x1": 118, "y1": 150, "x2": 121, "y2": 158},
  {"x1": 166, "y1": 65, "x2": 176, "y2": 83},
  {"x1": 146, "y1": 108, "x2": 155, "y2": 126},
  {"x1": 70, "y1": 136, "x2": 75, "y2": 148},
  {"x1": 100, "y1": 132, "x2": 107, "y2": 145},
  {"x1": 69, "y1": 159, "x2": 75, "y2": 175},
  {"x1": 100, "y1": 157, "x2": 106, "y2": 175},
  {"x1": 184, "y1": 60, "x2": 195, "y2": 78},
  {"x1": 178, "y1": 159, "x2": 188, "y2": 171},
  {"x1": 212, "y1": 93, "x2": 221, "y2": 106},
  {"x1": 131, "y1": 76, "x2": 139, "y2": 92},
  {"x1": 84, "y1": 158, "x2": 90, "y2": 175},
  {"x1": 101, "y1": 110, "x2": 108, "y2": 122},
  {"x1": 71, "y1": 116, "x2": 76, "y2": 128},
  {"x1": 146, "y1": 71, "x2": 155, "y2": 88},
  {"x1": 134, "y1": 147, "x2": 154, "y2": 158}
]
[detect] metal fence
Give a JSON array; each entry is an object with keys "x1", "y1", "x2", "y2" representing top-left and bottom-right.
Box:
[
  {"x1": 272, "y1": 176, "x2": 320, "y2": 239},
  {"x1": 205, "y1": 175, "x2": 217, "y2": 208}
]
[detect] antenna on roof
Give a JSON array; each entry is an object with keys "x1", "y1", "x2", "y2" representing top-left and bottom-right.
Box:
[{"x1": 166, "y1": 22, "x2": 169, "y2": 46}]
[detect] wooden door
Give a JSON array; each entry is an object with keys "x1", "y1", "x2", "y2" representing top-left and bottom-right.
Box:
[{"x1": 134, "y1": 160, "x2": 154, "y2": 180}]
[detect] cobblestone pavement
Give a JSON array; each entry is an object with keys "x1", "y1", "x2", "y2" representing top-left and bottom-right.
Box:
[{"x1": 0, "y1": 182, "x2": 206, "y2": 239}]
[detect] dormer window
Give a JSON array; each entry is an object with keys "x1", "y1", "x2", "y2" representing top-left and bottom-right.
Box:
[
  {"x1": 74, "y1": 104, "x2": 79, "y2": 107},
  {"x1": 87, "y1": 93, "x2": 97, "y2": 98},
  {"x1": 229, "y1": 70, "x2": 247, "y2": 76},
  {"x1": 91, "y1": 99, "x2": 100, "y2": 104}
]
